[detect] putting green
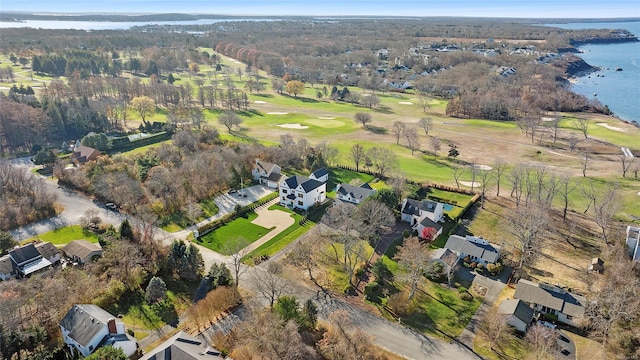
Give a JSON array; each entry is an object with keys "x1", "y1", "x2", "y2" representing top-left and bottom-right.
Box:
[{"x1": 304, "y1": 119, "x2": 345, "y2": 128}]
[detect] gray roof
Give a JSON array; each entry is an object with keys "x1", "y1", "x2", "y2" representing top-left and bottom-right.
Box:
[
  {"x1": 444, "y1": 235, "x2": 499, "y2": 263},
  {"x1": 35, "y1": 242, "x2": 59, "y2": 260},
  {"x1": 419, "y1": 216, "x2": 443, "y2": 232},
  {"x1": 498, "y1": 299, "x2": 534, "y2": 324},
  {"x1": 140, "y1": 331, "x2": 223, "y2": 360},
  {"x1": 9, "y1": 244, "x2": 42, "y2": 266},
  {"x1": 59, "y1": 304, "x2": 122, "y2": 348},
  {"x1": 514, "y1": 280, "x2": 586, "y2": 318},
  {"x1": 284, "y1": 175, "x2": 324, "y2": 192},
  {"x1": 265, "y1": 172, "x2": 285, "y2": 183},
  {"x1": 62, "y1": 240, "x2": 102, "y2": 260},
  {"x1": 255, "y1": 159, "x2": 277, "y2": 174},
  {"x1": 0, "y1": 254, "x2": 14, "y2": 275},
  {"x1": 402, "y1": 199, "x2": 440, "y2": 216},
  {"x1": 336, "y1": 183, "x2": 376, "y2": 202},
  {"x1": 430, "y1": 248, "x2": 459, "y2": 268},
  {"x1": 311, "y1": 167, "x2": 329, "y2": 179}
]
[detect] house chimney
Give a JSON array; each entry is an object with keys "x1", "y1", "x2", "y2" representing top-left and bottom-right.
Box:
[{"x1": 107, "y1": 318, "x2": 117, "y2": 334}]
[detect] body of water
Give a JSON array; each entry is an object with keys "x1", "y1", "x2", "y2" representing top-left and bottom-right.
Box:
[
  {"x1": 547, "y1": 21, "x2": 640, "y2": 124},
  {"x1": 0, "y1": 18, "x2": 276, "y2": 30}
]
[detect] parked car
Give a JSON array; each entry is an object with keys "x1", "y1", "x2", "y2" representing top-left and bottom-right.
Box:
[
  {"x1": 105, "y1": 202, "x2": 118, "y2": 210},
  {"x1": 539, "y1": 320, "x2": 557, "y2": 330},
  {"x1": 228, "y1": 189, "x2": 238, "y2": 194}
]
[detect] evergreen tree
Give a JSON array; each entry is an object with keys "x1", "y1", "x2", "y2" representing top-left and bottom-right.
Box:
[
  {"x1": 119, "y1": 219, "x2": 134, "y2": 240},
  {"x1": 145, "y1": 276, "x2": 168, "y2": 304},
  {"x1": 85, "y1": 346, "x2": 127, "y2": 360}
]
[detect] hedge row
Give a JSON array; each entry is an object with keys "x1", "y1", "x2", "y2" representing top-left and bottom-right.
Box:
[
  {"x1": 197, "y1": 192, "x2": 279, "y2": 237},
  {"x1": 109, "y1": 131, "x2": 172, "y2": 152}
]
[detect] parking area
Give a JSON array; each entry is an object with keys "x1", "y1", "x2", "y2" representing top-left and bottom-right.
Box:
[{"x1": 215, "y1": 185, "x2": 275, "y2": 214}]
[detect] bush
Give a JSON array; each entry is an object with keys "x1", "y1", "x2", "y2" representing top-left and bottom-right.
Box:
[
  {"x1": 460, "y1": 292, "x2": 474, "y2": 301},
  {"x1": 458, "y1": 286, "x2": 468, "y2": 293},
  {"x1": 477, "y1": 263, "x2": 484, "y2": 270},
  {"x1": 355, "y1": 263, "x2": 367, "y2": 278},
  {"x1": 402, "y1": 229, "x2": 410, "y2": 238},
  {"x1": 343, "y1": 284, "x2": 355, "y2": 295},
  {"x1": 454, "y1": 282, "x2": 462, "y2": 289},
  {"x1": 469, "y1": 262, "x2": 478, "y2": 269},
  {"x1": 364, "y1": 281, "x2": 379, "y2": 301}
]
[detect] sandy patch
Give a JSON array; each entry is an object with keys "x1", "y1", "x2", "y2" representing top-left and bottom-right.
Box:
[
  {"x1": 398, "y1": 101, "x2": 413, "y2": 105},
  {"x1": 304, "y1": 119, "x2": 345, "y2": 128},
  {"x1": 318, "y1": 116, "x2": 336, "y2": 120},
  {"x1": 473, "y1": 164, "x2": 492, "y2": 171},
  {"x1": 596, "y1": 122, "x2": 626, "y2": 132},
  {"x1": 277, "y1": 123, "x2": 308, "y2": 129},
  {"x1": 242, "y1": 201, "x2": 296, "y2": 254},
  {"x1": 267, "y1": 112, "x2": 289, "y2": 115},
  {"x1": 638, "y1": 192, "x2": 640, "y2": 197},
  {"x1": 541, "y1": 117, "x2": 557, "y2": 122},
  {"x1": 459, "y1": 181, "x2": 481, "y2": 187},
  {"x1": 254, "y1": 100, "x2": 267, "y2": 104}
]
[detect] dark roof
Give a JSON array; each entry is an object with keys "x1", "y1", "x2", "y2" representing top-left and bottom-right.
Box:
[
  {"x1": 255, "y1": 159, "x2": 277, "y2": 174},
  {"x1": 310, "y1": 167, "x2": 329, "y2": 179},
  {"x1": 9, "y1": 244, "x2": 42, "y2": 266},
  {"x1": 514, "y1": 280, "x2": 586, "y2": 318},
  {"x1": 336, "y1": 183, "x2": 376, "y2": 202},
  {"x1": 498, "y1": 299, "x2": 534, "y2": 324},
  {"x1": 444, "y1": 235, "x2": 499, "y2": 263},
  {"x1": 419, "y1": 216, "x2": 443, "y2": 232},
  {"x1": 265, "y1": 172, "x2": 285, "y2": 183},
  {"x1": 62, "y1": 240, "x2": 102, "y2": 260},
  {"x1": 140, "y1": 331, "x2": 224, "y2": 360},
  {"x1": 59, "y1": 304, "x2": 121, "y2": 348},
  {"x1": 430, "y1": 248, "x2": 459, "y2": 268},
  {"x1": 0, "y1": 255, "x2": 15, "y2": 275},
  {"x1": 35, "y1": 242, "x2": 59, "y2": 260},
  {"x1": 402, "y1": 199, "x2": 440, "y2": 216},
  {"x1": 284, "y1": 175, "x2": 324, "y2": 192}
]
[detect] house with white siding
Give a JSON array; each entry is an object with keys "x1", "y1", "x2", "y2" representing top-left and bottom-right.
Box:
[{"x1": 279, "y1": 175, "x2": 326, "y2": 211}]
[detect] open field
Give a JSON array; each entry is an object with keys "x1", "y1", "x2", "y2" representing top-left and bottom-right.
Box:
[
  {"x1": 198, "y1": 212, "x2": 273, "y2": 254},
  {"x1": 21, "y1": 225, "x2": 99, "y2": 246}
]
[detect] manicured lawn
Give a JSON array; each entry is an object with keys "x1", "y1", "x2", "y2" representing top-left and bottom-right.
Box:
[
  {"x1": 326, "y1": 167, "x2": 376, "y2": 197},
  {"x1": 22, "y1": 225, "x2": 99, "y2": 246},
  {"x1": 198, "y1": 212, "x2": 273, "y2": 254},
  {"x1": 473, "y1": 333, "x2": 529, "y2": 360}
]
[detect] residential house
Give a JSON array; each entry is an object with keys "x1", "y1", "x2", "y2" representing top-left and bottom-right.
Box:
[
  {"x1": 626, "y1": 225, "x2": 640, "y2": 261},
  {"x1": 62, "y1": 240, "x2": 103, "y2": 264},
  {"x1": 497, "y1": 299, "x2": 535, "y2": 332},
  {"x1": 0, "y1": 255, "x2": 15, "y2": 281},
  {"x1": 60, "y1": 304, "x2": 138, "y2": 357},
  {"x1": 7, "y1": 243, "x2": 53, "y2": 277},
  {"x1": 139, "y1": 331, "x2": 224, "y2": 360},
  {"x1": 279, "y1": 175, "x2": 326, "y2": 211},
  {"x1": 309, "y1": 167, "x2": 329, "y2": 183},
  {"x1": 72, "y1": 145, "x2": 100, "y2": 165},
  {"x1": 377, "y1": 49, "x2": 390, "y2": 60},
  {"x1": 514, "y1": 279, "x2": 586, "y2": 327},
  {"x1": 444, "y1": 235, "x2": 500, "y2": 266},
  {"x1": 34, "y1": 241, "x2": 61, "y2": 265},
  {"x1": 336, "y1": 183, "x2": 375, "y2": 205},
  {"x1": 429, "y1": 247, "x2": 459, "y2": 281},
  {"x1": 401, "y1": 199, "x2": 445, "y2": 239},
  {"x1": 251, "y1": 159, "x2": 285, "y2": 189}
]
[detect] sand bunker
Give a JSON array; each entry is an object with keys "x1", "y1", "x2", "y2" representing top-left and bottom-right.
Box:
[
  {"x1": 638, "y1": 192, "x2": 640, "y2": 196},
  {"x1": 305, "y1": 119, "x2": 344, "y2": 128},
  {"x1": 267, "y1": 112, "x2": 289, "y2": 115},
  {"x1": 318, "y1": 116, "x2": 336, "y2": 120},
  {"x1": 398, "y1": 101, "x2": 413, "y2": 105},
  {"x1": 277, "y1": 123, "x2": 308, "y2": 129},
  {"x1": 473, "y1": 164, "x2": 492, "y2": 171},
  {"x1": 541, "y1": 117, "x2": 557, "y2": 122},
  {"x1": 596, "y1": 123, "x2": 626, "y2": 132},
  {"x1": 459, "y1": 181, "x2": 481, "y2": 187},
  {"x1": 254, "y1": 100, "x2": 267, "y2": 104}
]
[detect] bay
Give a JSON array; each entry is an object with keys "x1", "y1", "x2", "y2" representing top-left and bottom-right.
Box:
[
  {"x1": 0, "y1": 18, "x2": 277, "y2": 30},
  {"x1": 547, "y1": 22, "x2": 640, "y2": 124}
]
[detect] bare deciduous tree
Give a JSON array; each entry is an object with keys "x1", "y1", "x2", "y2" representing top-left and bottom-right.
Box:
[
  {"x1": 476, "y1": 168, "x2": 493, "y2": 209},
  {"x1": 367, "y1": 147, "x2": 397, "y2": 177},
  {"x1": 318, "y1": 310, "x2": 388, "y2": 360},
  {"x1": 391, "y1": 121, "x2": 406, "y2": 145},
  {"x1": 558, "y1": 175, "x2": 576, "y2": 219},
  {"x1": 620, "y1": 154, "x2": 634, "y2": 178},
  {"x1": 525, "y1": 323, "x2": 559, "y2": 360},
  {"x1": 394, "y1": 236, "x2": 431, "y2": 300},
  {"x1": 224, "y1": 238, "x2": 251, "y2": 288},
  {"x1": 574, "y1": 118, "x2": 589, "y2": 139},
  {"x1": 480, "y1": 306, "x2": 512, "y2": 350},
  {"x1": 506, "y1": 204, "x2": 549, "y2": 269},
  {"x1": 430, "y1": 136, "x2": 442, "y2": 156},
  {"x1": 348, "y1": 143, "x2": 366, "y2": 172},
  {"x1": 403, "y1": 127, "x2": 420, "y2": 155},
  {"x1": 354, "y1": 112, "x2": 372, "y2": 127},
  {"x1": 581, "y1": 149, "x2": 589, "y2": 177},
  {"x1": 492, "y1": 158, "x2": 507, "y2": 197},
  {"x1": 218, "y1": 110, "x2": 243, "y2": 133},
  {"x1": 592, "y1": 186, "x2": 620, "y2": 244},
  {"x1": 418, "y1": 117, "x2": 433, "y2": 135},
  {"x1": 453, "y1": 165, "x2": 465, "y2": 189},
  {"x1": 253, "y1": 262, "x2": 289, "y2": 308}
]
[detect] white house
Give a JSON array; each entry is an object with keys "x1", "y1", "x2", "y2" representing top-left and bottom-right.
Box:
[
  {"x1": 514, "y1": 280, "x2": 586, "y2": 327},
  {"x1": 498, "y1": 299, "x2": 534, "y2": 332},
  {"x1": 252, "y1": 159, "x2": 285, "y2": 189},
  {"x1": 309, "y1": 167, "x2": 329, "y2": 183},
  {"x1": 336, "y1": 183, "x2": 375, "y2": 205},
  {"x1": 401, "y1": 199, "x2": 445, "y2": 225},
  {"x1": 60, "y1": 304, "x2": 137, "y2": 358},
  {"x1": 444, "y1": 235, "x2": 500, "y2": 266},
  {"x1": 279, "y1": 175, "x2": 326, "y2": 211},
  {"x1": 401, "y1": 199, "x2": 445, "y2": 239},
  {"x1": 626, "y1": 225, "x2": 640, "y2": 261}
]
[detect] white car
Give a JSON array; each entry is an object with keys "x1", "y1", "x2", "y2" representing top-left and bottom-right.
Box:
[{"x1": 539, "y1": 321, "x2": 557, "y2": 330}]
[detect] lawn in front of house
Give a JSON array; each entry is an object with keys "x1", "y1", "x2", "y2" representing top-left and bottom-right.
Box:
[
  {"x1": 198, "y1": 212, "x2": 273, "y2": 254},
  {"x1": 21, "y1": 225, "x2": 99, "y2": 246}
]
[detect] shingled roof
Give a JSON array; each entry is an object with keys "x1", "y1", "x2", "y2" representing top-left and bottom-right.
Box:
[
  {"x1": 402, "y1": 199, "x2": 440, "y2": 216},
  {"x1": 0, "y1": 255, "x2": 15, "y2": 276},
  {"x1": 62, "y1": 240, "x2": 102, "y2": 261},
  {"x1": 336, "y1": 183, "x2": 376, "y2": 202},
  {"x1": 498, "y1": 299, "x2": 534, "y2": 324},
  {"x1": 514, "y1": 280, "x2": 586, "y2": 318},
  {"x1": 60, "y1": 304, "x2": 121, "y2": 348},
  {"x1": 445, "y1": 235, "x2": 499, "y2": 264},
  {"x1": 9, "y1": 244, "x2": 42, "y2": 266},
  {"x1": 284, "y1": 175, "x2": 324, "y2": 192},
  {"x1": 140, "y1": 331, "x2": 224, "y2": 360},
  {"x1": 35, "y1": 242, "x2": 59, "y2": 260}
]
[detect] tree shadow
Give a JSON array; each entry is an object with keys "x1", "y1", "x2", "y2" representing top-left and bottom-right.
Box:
[
  {"x1": 375, "y1": 105, "x2": 394, "y2": 114},
  {"x1": 365, "y1": 125, "x2": 387, "y2": 134},
  {"x1": 237, "y1": 109, "x2": 264, "y2": 117},
  {"x1": 254, "y1": 93, "x2": 274, "y2": 98}
]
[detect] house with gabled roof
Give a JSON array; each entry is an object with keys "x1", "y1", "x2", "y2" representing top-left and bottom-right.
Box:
[
  {"x1": 279, "y1": 174, "x2": 326, "y2": 211},
  {"x1": 34, "y1": 241, "x2": 61, "y2": 265},
  {"x1": 401, "y1": 198, "x2": 445, "y2": 239},
  {"x1": 252, "y1": 159, "x2": 285, "y2": 189},
  {"x1": 514, "y1": 279, "x2": 586, "y2": 327},
  {"x1": 62, "y1": 240, "x2": 103, "y2": 264},
  {"x1": 72, "y1": 145, "x2": 100, "y2": 165},
  {"x1": 6, "y1": 243, "x2": 54, "y2": 278},
  {"x1": 336, "y1": 183, "x2": 376, "y2": 205},
  {"x1": 626, "y1": 225, "x2": 640, "y2": 261},
  {"x1": 60, "y1": 304, "x2": 137, "y2": 357},
  {"x1": 0, "y1": 255, "x2": 15, "y2": 281},
  {"x1": 309, "y1": 167, "x2": 329, "y2": 183},
  {"x1": 498, "y1": 299, "x2": 535, "y2": 332},
  {"x1": 444, "y1": 235, "x2": 500, "y2": 265},
  {"x1": 140, "y1": 331, "x2": 224, "y2": 360}
]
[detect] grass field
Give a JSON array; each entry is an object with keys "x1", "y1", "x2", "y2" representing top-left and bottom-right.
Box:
[
  {"x1": 198, "y1": 212, "x2": 273, "y2": 254},
  {"x1": 21, "y1": 225, "x2": 99, "y2": 246}
]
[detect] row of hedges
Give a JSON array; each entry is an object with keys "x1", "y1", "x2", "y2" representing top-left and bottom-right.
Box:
[
  {"x1": 197, "y1": 192, "x2": 279, "y2": 237},
  {"x1": 109, "y1": 131, "x2": 172, "y2": 152}
]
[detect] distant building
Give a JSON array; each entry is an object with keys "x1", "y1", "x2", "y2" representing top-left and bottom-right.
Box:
[
  {"x1": 252, "y1": 159, "x2": 285, "y2": 189},
  {"x1": 626, "y1": 225, "x2": 640, "y2": 261},
  {"x1": 401, "y1": 199, "x2": 445, "y2": 239},
  {"x1": 498, "y1": 299, "x2": 534, "y2": 332},
  {"x1": 72, "y1": 145, "x2": 100, "y2": 165},
  {"x1": 62, "y1": 240, "x2": 103, "y2": 264},
  {"x1": 0, "y1": 243, "x2": 57, "y2": 280}
]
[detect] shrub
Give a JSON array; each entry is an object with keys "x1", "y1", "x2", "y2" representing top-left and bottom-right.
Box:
[
  {"x1": 463, "y1": 256, "x2": 471, "y2": 263},
  {"x1": 454, "y1": 282, "x2": 462, "y2": 289},
  {"x1": 460, "y1": 292, "x2": 474, "y2": 301},
  {"x1": 469, "y1": 262, "x2": 478, "y2": 269},
  {"x1": 402, "y1": 229, "x2": 410, "y2": 238},
  {"x1": 477, "y1": 263, "x2": 484, "y2": 270},
  {"x1": 355, "y1": 263, "x2": 367, "y2": 278},
  {"x1": 343, "y1": 284, "x2": 355, "y2": 295},
  {"x1": 458, "y1": 286, "x2": 468, "y2": 293},
  {"x1": 364, "y1": 281, "x2": 379, "y2": 300}
]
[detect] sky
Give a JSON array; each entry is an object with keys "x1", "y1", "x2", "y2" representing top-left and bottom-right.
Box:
[{"x1": 2, "y1": 0, "x2": 640, "y2": 18}]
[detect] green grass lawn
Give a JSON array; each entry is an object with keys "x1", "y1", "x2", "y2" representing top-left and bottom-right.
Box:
[
  {"x1": 474, "y1": 333, "x2": 529, "y2": 360},
  {"x1": 198, "y1": 212, "x2": 273, "y2": 254},
  {"x1": 21, "y1": 225, "x2": 99, "y2": 246}
]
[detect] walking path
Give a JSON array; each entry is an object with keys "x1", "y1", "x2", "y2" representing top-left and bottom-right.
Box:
[{"x1": 239, "y1": 199, "x2": 293, "y2": 254}]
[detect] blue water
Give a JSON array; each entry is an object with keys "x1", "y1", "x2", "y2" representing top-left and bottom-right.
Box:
[
  {"x1": 0, "y1": 18, "x2": 277, "y2": 30},
  {"x1": 546, "y1": 22, "x2": 640, "y2": 124}
]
